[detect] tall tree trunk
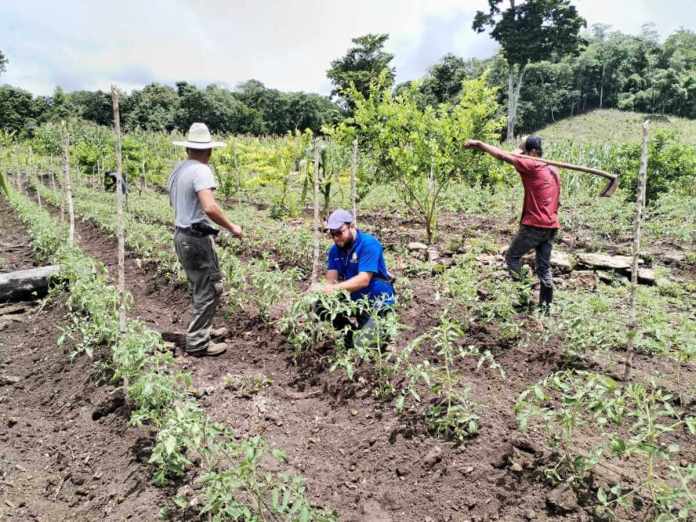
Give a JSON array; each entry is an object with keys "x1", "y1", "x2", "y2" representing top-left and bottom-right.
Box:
[
  {"x1": 351, "y1": 139, "x2": 358, "y2": 227},
  {"x1": 506, "y1": 63, "x2": 527, "y2": 142},
  {"x1": 61, "y1": 123, "x2": 75, "y2": 245},
  {"x1": 623, "y1": 121, "x2": 650, "y2": 381},
  {"x1": 111, "y1": 86, "x2": 127, "y2": 336},
  {"x1": 599, "y1": 61, "x2": 606, "y2": 109},
  {"x1": 310, "y1": 140, "x2": 321, "y2": 285}
]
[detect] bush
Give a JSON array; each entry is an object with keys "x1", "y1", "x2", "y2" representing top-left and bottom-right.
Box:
[{"x1": 610, "y1": 130, "x2": 696, "y2": 203}]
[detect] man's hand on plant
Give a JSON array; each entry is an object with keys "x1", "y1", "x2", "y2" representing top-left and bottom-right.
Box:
[
  {"x1": 321, "y1": 283, "x2": 338, "y2": 294},
  {"x1": 229, "y1": 224, "x2": 243, "y2": 239},
  {"x1": 464, "y1": 139, "x2": 481, "y2": 149},
  {"x1": 307, "y1": 282, "x2": 337, "y2": 294}
]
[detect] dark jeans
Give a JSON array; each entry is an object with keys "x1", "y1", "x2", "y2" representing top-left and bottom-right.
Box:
[
  {"x1": 505, "y1": 225, "x2": 558, "y2": 288},
  {"x1": 316, "y1": 300, "x2": 392, "y2": 350},
  {"x1": 174, "y1": 230, "x2": 223, "y2": 353}
]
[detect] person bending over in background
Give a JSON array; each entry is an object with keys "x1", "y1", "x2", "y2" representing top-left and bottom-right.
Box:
[
  {"x1": 316, "y1": 209, "x2": 395, "y2": 348},
  {"x1": 464, "y1": 135, "x2": 560, "y2": 312},
  {"x1": 168, "y1": 122, "x2": 243, "y2": 356}
]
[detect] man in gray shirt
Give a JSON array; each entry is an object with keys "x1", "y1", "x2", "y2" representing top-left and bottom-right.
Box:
[{"x1": 169, "y1": 122, "x2": 243, "y2": 356}]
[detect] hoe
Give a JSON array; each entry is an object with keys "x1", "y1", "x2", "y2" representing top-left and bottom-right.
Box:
[{"x1": 510, "y1": 153, "x2": 620, "y2": 197}]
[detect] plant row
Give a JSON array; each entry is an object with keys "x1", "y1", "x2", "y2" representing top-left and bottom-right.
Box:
[{"x1": 7, "y1": 188, "x2": 336, "y2": 521}]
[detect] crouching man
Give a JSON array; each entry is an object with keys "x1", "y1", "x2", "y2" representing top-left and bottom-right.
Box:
[{"x1": 315, "y1": 209, "x2": 395, "y2": 348}]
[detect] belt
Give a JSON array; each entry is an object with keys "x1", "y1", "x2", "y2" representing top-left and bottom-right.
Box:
[{"x1": 176, "y1": 225, "x2": 217, "y2": 238}]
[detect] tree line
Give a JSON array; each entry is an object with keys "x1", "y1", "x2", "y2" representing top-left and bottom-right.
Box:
[
  {"x1": 396, "y1": 25, "x2": 696, "y2": 135},
  {"x1": 1, "y1": 2, "x2": 695, "y2": 139},
  {"x1": 0, "y1": 78, "x2": 341, "y2": 137}
]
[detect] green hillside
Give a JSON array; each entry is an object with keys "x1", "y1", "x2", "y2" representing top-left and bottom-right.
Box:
[{"x1": 536, "y1": 109, "x2": 696, "y2": 146}]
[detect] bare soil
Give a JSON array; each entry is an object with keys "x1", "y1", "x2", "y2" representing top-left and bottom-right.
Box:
[{"x1": 0, "y1": 200, "x2": 167, "y2": 522}]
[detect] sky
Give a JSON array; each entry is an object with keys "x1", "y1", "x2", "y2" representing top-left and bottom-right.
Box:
[{"x1": 1, "y1": 0, "x2": 695, "y2": 97}]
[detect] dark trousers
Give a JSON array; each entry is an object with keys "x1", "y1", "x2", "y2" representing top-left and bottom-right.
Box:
[
  {"x1": 316, "y1": 300, "x2": 391, "y2": 350},
  {"x1": 174, "y1": 230, "x2": 223, "y2": 353},
  {"x1": 505, "y1": 225, "x2": 558, "y2": 288}
]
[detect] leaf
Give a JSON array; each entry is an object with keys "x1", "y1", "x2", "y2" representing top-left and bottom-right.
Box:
[
  {"x1": 686, "y1": 416, "x2": 696, "y2": 435},
  {"x1": 597, "y1": 487, "x2": 608, "y2": 504},
  {"x1": 395, "y1": 395, "x2": 405, "y2": 412},
  {"x1": 163, "y1": 435, "x2": 177, "y2": 455},
  {"x1": 272, "y1": 448, "x2": 288, "y2": 462},
  {"x1": 533, "y1": 384, "x2": 546, "y2": 401},
  {"x1": 0, "y1": 172, "x2": 9, "y2": 197}
]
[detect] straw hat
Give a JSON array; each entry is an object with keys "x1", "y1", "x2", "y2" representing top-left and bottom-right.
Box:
[{"x1": 173, "y1": 122, "x2": 225, "y2": 149}]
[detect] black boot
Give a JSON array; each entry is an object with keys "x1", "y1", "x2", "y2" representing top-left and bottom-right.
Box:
[{"x1": 539, "y1": 284, "x2": 553, "y2": 314}]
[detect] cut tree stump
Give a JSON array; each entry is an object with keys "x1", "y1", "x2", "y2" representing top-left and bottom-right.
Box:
[{"x1": 0, "y1": 266, "x2": 60, "y2": 302}]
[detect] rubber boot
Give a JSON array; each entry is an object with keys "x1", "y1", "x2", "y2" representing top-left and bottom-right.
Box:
[{"x1": 539, "y1": 284, "x2": 553, "y2": 315}]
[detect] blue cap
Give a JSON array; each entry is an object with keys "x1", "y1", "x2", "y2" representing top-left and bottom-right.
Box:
[{"x1": 325, "y1": 209, "x2": 354, "y2": 230}]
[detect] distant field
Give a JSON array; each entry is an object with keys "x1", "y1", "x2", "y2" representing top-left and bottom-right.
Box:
[{"x1": 536, "y1": 109, "x2": 696, "y2": 146}]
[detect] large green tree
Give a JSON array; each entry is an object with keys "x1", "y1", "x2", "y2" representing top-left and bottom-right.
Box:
[
  {"x1": 348, "y1": 73, "x2": 504, "y2": 243},
  {"x1": 124, "y1": 83, "x2": 179, "y2": 131},
  {"x1": 326, "y1": 33, "x2": 395, "y2": 112},
  {"x1": 0, "y1": 50, "x2": 7, "y2": 76},
  {"x1": 0, "y1": 85, "x2": 43, "y2": 134},
  {"x1": 473, "y1": 0, "x2": 586, "y2": 140},
  {"x1": 419, "y1": 54, "x2": 492, "y2": 106},
  {"x1": 70, "y1": 90, "x2": 113, "y2": 127}
]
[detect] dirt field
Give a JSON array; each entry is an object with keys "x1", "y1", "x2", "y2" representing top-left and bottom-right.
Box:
[
  {"x1": 0, "y1": 200, "x2": 167, "y2": 522},
  {"x1": 2, "y1": 194, "x2": 694, "y2": 521}
]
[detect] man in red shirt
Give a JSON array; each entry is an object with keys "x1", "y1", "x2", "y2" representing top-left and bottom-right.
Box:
[{"x1": 464, "y1": 136, "x2": 560, "y2": 311}]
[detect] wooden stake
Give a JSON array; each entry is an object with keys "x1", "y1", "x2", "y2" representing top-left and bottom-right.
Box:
[
  {"x1": 61, "y1": 123, "x2": 75, "y2": 244},
  {"x1": 111, "y1": 86, "x2": 127, "y2": 336},
  {"x1": 140, "y1": 160, "x2": 145, "y2": 195},
  {"x1": 351, "y1": 139, "x2": 358, "y2": 227},
  {"x1": 310, "y1": 140, "x2": 321, "y2": 285},
  {"x1": 623, "y1": 121, "x2": 650, "y2": 382},
  {"x1": 233, "y1": 142, "x2": 242, "y2": 206},
  {"x1": 35, "y1": 164, "x2": 42, "y2": 209}
]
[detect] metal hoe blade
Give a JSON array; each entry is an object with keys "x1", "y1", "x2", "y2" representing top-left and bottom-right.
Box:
[{"x1": 600, "y1": 175, "x2": 620, "y2": 197}]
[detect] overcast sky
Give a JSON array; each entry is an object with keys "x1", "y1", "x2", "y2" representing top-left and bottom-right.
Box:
[{"x1": 1, "y1": 0, "x2": 694, "y2": 96}]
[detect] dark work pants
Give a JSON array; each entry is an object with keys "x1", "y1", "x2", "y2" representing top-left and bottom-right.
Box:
[
  {"x1": 174, "y1": 230, "x2": 223, "y2": 353},
  {"x1": 505, "y1": 225, "x2": 558, "y2": 288},
  {"x1": 316, "y1": 300, "x2": 391, "y2": 350}
]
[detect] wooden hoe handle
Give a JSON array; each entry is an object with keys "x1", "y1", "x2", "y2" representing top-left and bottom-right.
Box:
[{"x1": 510, "y1": 152, "x2": 617, "y2": 181}]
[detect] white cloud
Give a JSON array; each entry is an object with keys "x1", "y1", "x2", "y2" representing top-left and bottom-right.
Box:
[{"x1": 1, "y1": 0, "x2": 694, "y2": 96}]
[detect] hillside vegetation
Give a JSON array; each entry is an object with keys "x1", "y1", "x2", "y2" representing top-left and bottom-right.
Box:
[{"x1": 538, "y1": 109, "x2": 696, "y2": 146}]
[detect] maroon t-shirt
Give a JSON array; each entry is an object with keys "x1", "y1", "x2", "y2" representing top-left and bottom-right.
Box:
[{"x1": 509, "y1": 155, "x2": 561, "y2": 229}]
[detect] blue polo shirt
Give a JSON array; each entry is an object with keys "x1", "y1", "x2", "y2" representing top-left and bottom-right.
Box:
[{"x1": 327, "y1": 230, "x2": 395, "y2": 307}]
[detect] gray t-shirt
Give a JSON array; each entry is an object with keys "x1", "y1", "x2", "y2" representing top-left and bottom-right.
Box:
[{"x1": 167, "y1": 160, "x2": 218, "y2": 228}]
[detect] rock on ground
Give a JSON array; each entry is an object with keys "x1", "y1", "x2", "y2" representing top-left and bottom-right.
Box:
[
  {"x1": 576, "y1": 253, "x2": 641, "y2": 271},
  {"x1": 550, "y1": 250, "x2": 574, "y2": 272}
]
